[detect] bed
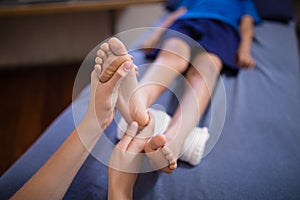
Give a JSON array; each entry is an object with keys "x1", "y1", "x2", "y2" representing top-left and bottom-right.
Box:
[{"x1": 1, "y1": 0, "x2": 300, "y2": 199}]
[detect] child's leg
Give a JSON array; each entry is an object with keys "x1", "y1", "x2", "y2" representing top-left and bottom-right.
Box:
[
  {"x1": 166, "y1": 53, "x2": 222, "y2": 152},
  {"x1": 95, "y1": 37, "x2": 149, "y2": 126},
  {"x1": 96, "y1": 37, "x2": 190, "y2": 126},
  {"x1": 144, "y1": 53, "x2": 222, "y2": 173},
  {"x1": 139, "y1": 37, "x2": 191, "y2": 107}
]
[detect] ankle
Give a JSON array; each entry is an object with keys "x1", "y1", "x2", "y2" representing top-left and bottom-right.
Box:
[
  {"x1": 129, "y1": 93, "x2": 149, "y2": 127},
  {"x1": 132, "y1": 109, "x2": 150, "y2": 127}
]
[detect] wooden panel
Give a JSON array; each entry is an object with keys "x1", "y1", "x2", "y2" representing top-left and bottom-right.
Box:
[
  {"x1": 0, "y1": 11, "x2": 111, "y2": 68},
  {"x1": 0, "y1": 0, "x2": 165, "y2": 16},
  {"x1": 0, "y1": 64, "x2": 81, "y2": 175}
]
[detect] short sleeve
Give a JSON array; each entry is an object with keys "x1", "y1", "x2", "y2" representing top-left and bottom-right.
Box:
[{"x1": 241, "y1": 0, "x2": 261, "y2": 24}]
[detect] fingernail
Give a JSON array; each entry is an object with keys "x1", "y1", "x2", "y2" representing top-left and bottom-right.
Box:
[{"x1": 123, "y1": 62, "x2": 131, "y2": 71}]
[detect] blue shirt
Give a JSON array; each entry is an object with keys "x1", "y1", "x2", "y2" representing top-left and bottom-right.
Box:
[{"x1": 177, "y1": 0, "x2": 261, "y2": 30}]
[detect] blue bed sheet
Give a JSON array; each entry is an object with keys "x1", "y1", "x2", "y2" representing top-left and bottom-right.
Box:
[{"x1": 1, "y1": 21, "x2": 300, "y2": 200}]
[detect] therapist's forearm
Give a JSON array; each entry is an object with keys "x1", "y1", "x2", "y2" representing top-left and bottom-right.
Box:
[{"x1": 11, "y1": 117, "x2": 102, "y2": 200}]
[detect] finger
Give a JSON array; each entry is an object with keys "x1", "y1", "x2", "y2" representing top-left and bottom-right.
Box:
[
  {"x1": 249, "y1": 60, "x2": 256, "y2": 68},
  {"x1": 126, "y1": 121, "x2": 139, "y2": 137},
  {"x1": 134, "y1": 65, "x2": 139, "y2": 76},
  {"x1": 104, "y1": 61, "x2": 132, "y2": 90},
  {"x1": 116, "y1": 122, "x2": 138, "y2": 150},
  {"x1": 244, "y1": 60, "x2": 253, "y2": 69},
  {"x1": 236, "y1": 59, "x2": 243, "y2": 68},
  {"x1": 238, "y1": 61, "x2": 246, "y2": 69},
  {"x1": 126, "y1": 137, "x2": 147, "y2": 154},
  {"x1": 126, "y1": 111, "x2": 155, "y2": 154}
]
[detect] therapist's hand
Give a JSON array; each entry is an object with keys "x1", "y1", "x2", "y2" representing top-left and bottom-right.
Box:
[
  {"x1": 108, "y1": 116, "x2": 155, "y2": 200},
  {"x1": 84, "y1": 61, "x2": 132, "y2": 133}
]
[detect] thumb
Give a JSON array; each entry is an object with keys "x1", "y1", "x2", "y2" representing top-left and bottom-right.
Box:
[{"x1": 105, "y1": 61, "x2": 132, "y2": 90}]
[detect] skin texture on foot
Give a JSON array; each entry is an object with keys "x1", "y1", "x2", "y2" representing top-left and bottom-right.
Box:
[{"x1": 96, "y1": 37, "x2": 149, "y2": 127}]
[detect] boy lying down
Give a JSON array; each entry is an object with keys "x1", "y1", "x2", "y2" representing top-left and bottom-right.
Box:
[{"x1": 96, "y1": 0, "x2": 259, "y2": 172}]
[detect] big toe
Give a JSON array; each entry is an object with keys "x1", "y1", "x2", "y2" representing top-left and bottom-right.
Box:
[
  {"x1": 108, "y1": 37, "x2": 128, "y2": 56},
  {"x1": 145, "y1": 134, "x2": 167, "y2": 152}
]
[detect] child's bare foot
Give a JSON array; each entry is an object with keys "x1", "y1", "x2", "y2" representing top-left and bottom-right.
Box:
[
  {"x1": 95, "y1": 37, "x2": 149, "y2": 126},
  {"x1": 144, "y1": 134, "x2": 177, "y2": 174},
  {"x1": 96, "y1": 37, "x2": 133, "y2": 83}
]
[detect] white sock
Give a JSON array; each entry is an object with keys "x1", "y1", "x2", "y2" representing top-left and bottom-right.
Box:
[
  {"x1": 117, "y1": 109, "x2": 210, "y2": 166},
  {"x1": 179, "y1": 127, "x2": 209, "y2": 166},
  {"x1": 117, "y1": 108, "x2": 171, "y2": 139}
]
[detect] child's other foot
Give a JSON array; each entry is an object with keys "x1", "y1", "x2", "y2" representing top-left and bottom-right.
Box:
[
  {"x1": 144, "y1": 134, "x2": 177, "y2": 174},
  {"x1": 96, "y1": 37, "x2": 149, "y2": 126}
]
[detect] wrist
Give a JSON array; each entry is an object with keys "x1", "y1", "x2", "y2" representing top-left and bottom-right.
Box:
[
  {"x1": 108, "y1": 179, "x2": 133, "y2": 200},
  {"x1": 74, "y1": 117, "x2": 103, "y2": 152},
  {"x1": 108, "y1": 186, "x2": 133, "y2": 200},
  {"x1": 239, "y1": 39, "x2": 252, "y2": 51},
  {"x1": 83, "y1": 108, "x2": 111, "y2": 132},
  {"x1": 238, "y1": 45, "x2": 250, "y2": 54}
]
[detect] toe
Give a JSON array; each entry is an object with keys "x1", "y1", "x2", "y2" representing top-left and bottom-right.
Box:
[
  {"x1": 108, "y1": 37, "x2": 128, "y2": 56},
  {"x1": 95, "y1": 57, "x2": 103, "y2": 64},
  {"x1": 169, "y1": 159, "x2": 176, "y2": 165},
  {"x1": 145, "y1": 135, "x2": 167, "y2": 152},
  {"x1": 117, "y1": 122, "x2": 138, "y2": 150},
  {"x1": 100, "y1": 42, "x2": 112, "y2": 56},
  {"x1": 169, "y1": 162, "x2": 177, "y2": 170},
  {"x1": 162, "y1": 147, "x2": 176, "y2": 164},
  {"x1": 96, "y1": 49, "x2": 107, "y2": 60},
  {"x1": 94, "y1": 64, "x2": 102, "y2": 77}
]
